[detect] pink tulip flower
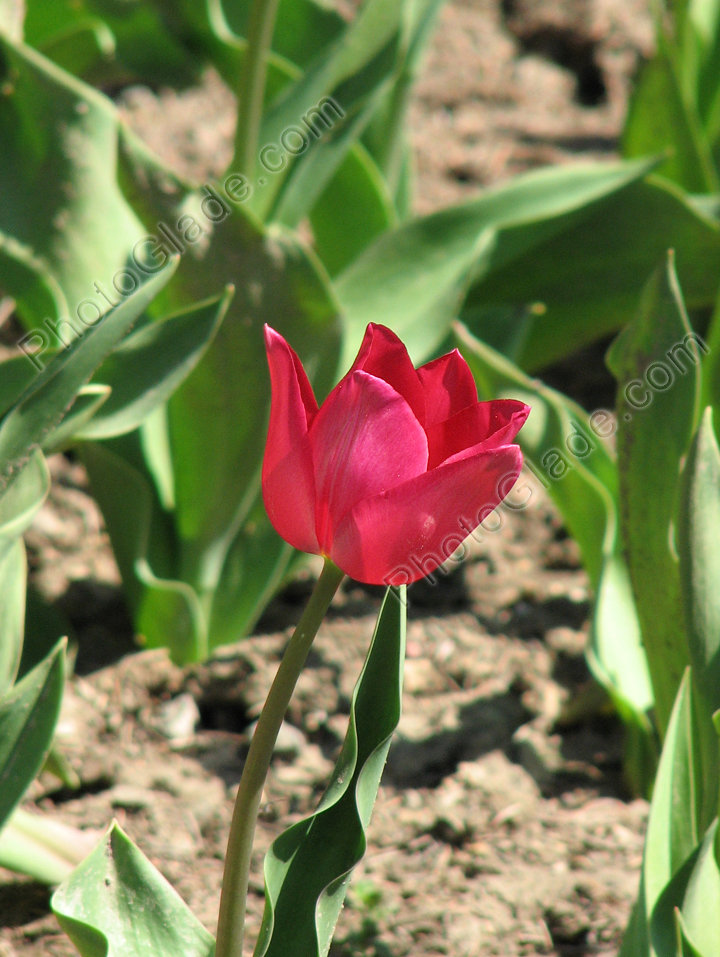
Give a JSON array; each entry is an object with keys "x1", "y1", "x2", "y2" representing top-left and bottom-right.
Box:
[{"x1": 263, "y1": 323, "x2": 530, "y2": 586}]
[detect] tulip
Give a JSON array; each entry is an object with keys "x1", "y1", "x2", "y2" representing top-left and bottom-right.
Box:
[{"x1": 262, "y1": 323, "x2": 529, "y2": 586}]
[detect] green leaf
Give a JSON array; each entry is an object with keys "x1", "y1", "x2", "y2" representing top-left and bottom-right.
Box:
[
  {"x1": 255, "y1": 586, "x2": 406, "y2": 957},
  {"x1": 0, "y1": 36, "x2": 148, "y2": 328},
  {"x1": 38, "y1": 19, "x2": 116, "y2": 83},
  {"x1": 23, "y1": 0, "x2": 201, "y2": 89},
  {"x1": 0, "y1": 228, "x2": 67, "y2": 329},
  {"x1": 248, "y1": 0, "x2": 408, "y2": 219},
  {"x1": 0, "y1": 446, "x2": 50, "y2": 554},
  {"x1": 78, "y1": 288, "x2": 234, "y2": 440},
  {"x1": 337, "y1": 157, "x2": 657, "y2": 370},
  {"x1": 52, "y1": 821, "x2": 215, "y2": 957},
  {"x1": 207, "y1": 495, "x2": 294, "y2": 650},
  {"x1": 0, "y1": 638, "x2": 65, "y2": 833},
  {"x1": 0, "y1": 257, "x2": 178, "y2": 486},
  {"x1": 622, "y1": 46, "x2": 718, "y2": 194},
  {"x1": 223, "y1": 0, "x2": 345, "y2": 68},
  {"x1": 309, "y1": 142, "x2": 396, "y2": 277},
  {"x1": 678, "y1": 407, "x2": 720, "y2": 712},
  {"x1": 0, "y1": 447, "x2": 50, "y2": 693},
  {"x1": 462, "y1": 175, "x2": 720, "y2": 373},
  {"x1": 0, "y1": 356, "x2": 41, "y2": 418},
  {"x1": 642, "y1": 672, "x2": 716, "y2": 941},
  {"x1": 677, "y1": 818, "x2": 720, "y2": 956},
  {"x1": 607, "y1": 253, "x2": 702, "y2": 734},
  {"x1": 588, "y1": 554, "x2": 656, "y2": 772}
]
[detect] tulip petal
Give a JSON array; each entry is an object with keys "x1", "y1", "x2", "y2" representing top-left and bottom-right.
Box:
[
  {"x1": 330, "y1": 445, "x2": 523, "y2": 585},
  {"x1": 263, "y1": 434, "x2": 320, "y2": 555},
  {"x1": 309, "y1": 370, "x2": 428, "y2": 554},
  {"x1": 417, "y1": 350, "x2": 478, "y2": 426},
  {"x1": 263, "y1": 325, "x2": 319, "y2": 477},
  {"x1": 350, "y1": 324, "x2": 426, "y2": 425},
  {"x1": 426, "y1": 399, "x2": 530, "y2": 469}
]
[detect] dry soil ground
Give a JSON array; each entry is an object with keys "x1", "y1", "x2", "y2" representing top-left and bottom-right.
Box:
[{"x1": 1, "y1": 1, "x2": 654, "y2": 954}]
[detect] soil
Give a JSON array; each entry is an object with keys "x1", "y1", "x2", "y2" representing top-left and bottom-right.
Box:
[{"x1": 0, "y1": 1, "x2": 655, "y2": 955}]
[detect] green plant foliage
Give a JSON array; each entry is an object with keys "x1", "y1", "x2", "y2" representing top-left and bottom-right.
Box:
[
  {"x1": 622, "y1": 0, "x2": 720, "y2": 195},
  {"x1": 0, "y1": 258, "x2": 179, "y2": 485},
  {"x1": 678, "y1": 407, "x2": 720, "y2": 712},
  {"x1": 607, "y1": 253, "x2": 702, "y2": 735},
  {"x1": 0, "y1": 639, "x2": 66, "y2": 833},
  {"x1": 255, "y1": 587, "x2": 405, "y2": 957},
  {"x1": 0, "y1": 37, "x2": 150, "y2": 329},
  {"x1": 52, "y1": 822, "x2": 216, "y2": 957},
  {"x1": 623, "y1": 42, "x2": 718, "y2": 194},
  {"x1": 620, "y1": 671, "x2": 718, "y2": 957},
  {"x1": 0, "y1": 449, "x2": 49, "y2": 694},
  {"x1": 78, "y1": 288, "x2": 234, "y2": 440}
]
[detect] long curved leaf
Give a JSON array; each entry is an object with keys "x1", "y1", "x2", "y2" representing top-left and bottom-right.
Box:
[
  {"x1": 0, "y1": 638, "x2": 66, "y2": 832},
  {"x1": 255, "y1": 586, "x2": 406, "y2": 957}
]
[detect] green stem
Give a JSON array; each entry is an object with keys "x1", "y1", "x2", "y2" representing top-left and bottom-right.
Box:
[
  {"x1": 214, "y1": 559, "x2": 345, "y2": 957},
  {"x1": 233, "y1": 0, "x2": 282, "y2": 177}
]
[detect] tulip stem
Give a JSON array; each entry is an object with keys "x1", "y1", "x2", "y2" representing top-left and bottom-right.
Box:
[
  {"x1": 233, "y1": 0, "x2": 281, "y2": 177},
  {"x1": 215, "y1": 559, "x2": 345, "y2": 957}
]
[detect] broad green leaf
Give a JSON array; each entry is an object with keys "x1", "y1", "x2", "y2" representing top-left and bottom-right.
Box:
[
  {"x1": 0, "y1": 356, "x2": 44, "y2": 419},
  {"x1": 255, "y1": 586, "x2": 405, "y2": 957},
  {"x1": 0, "y1": 807, "x2": 96, "y2": 885},
  {"x1": 22, "y1": 0, "x2": 201, "y2": 88},
  {"x1": 78, "y1": 288, "x2": 234, "y2": 440},
  {"x1": 337, "y1": 157, "x2": 657, "y2": 370},
  {"x1": 462, "y1": 175, "x2": 720, "y2": 372},
  {"x1": 0, "y1": 446, "x2": 50, "y2": 553},
  {"x1": 607, "y1": 254, "x2": 702, "y2": 733},
  {"x1": 0, "y1": 257, "x2": 178, "y2": 486},
  {"x1": 678, "y1": 408, "x2": 720, "y2": 711},
  {"x1": 0, "y1": 228, "x2": 66, "y2": 328},
  {"x1": 622, "y1": 47, "x2": 718, "y2": 194},
  {"x1": 0, "y1": 638, "x2": 65, "y2": 832},
  {"x1": 208, "y1": 494, "x2": 294, "y2": 650},
  {"x1": 38, "y1": 19, "x2": 116, "y2": 84},
  {"x1": 223, "y1": 0, "x2": 345, "y2": 68},
  {"x1": 677, "y1": 819, "x2": 720, "y2": 956},
  {"x1": 0, "y1": 36, "x2": 148, "y2": 329},
  {"x1": 0, "y1": 448, "x2": 49, "y2": 693},
  {"x1": 642, "y1": 672, "x2": 716, "y2": 941},
  {"x1": 52, "y1": 822, "x2": 215, "y2": 957},
  {"x1": 0, "y1": 538, "x2": 27, "y2": 696},
  {"x1": 309, "y1": 142, "x2": 396, "y2": 277},
  {"x1": 588, "y1": 554, "x2": 656, "y2": 787},
  {"x1": 648, "y1": 846, "x2": 701, "y2": 957},
  {"x1": 676, "y1": 911, "x2": 708, "y2": 957},
  {"x1": 454, "y1": 321, "x2": 616, "y2": 586}
]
